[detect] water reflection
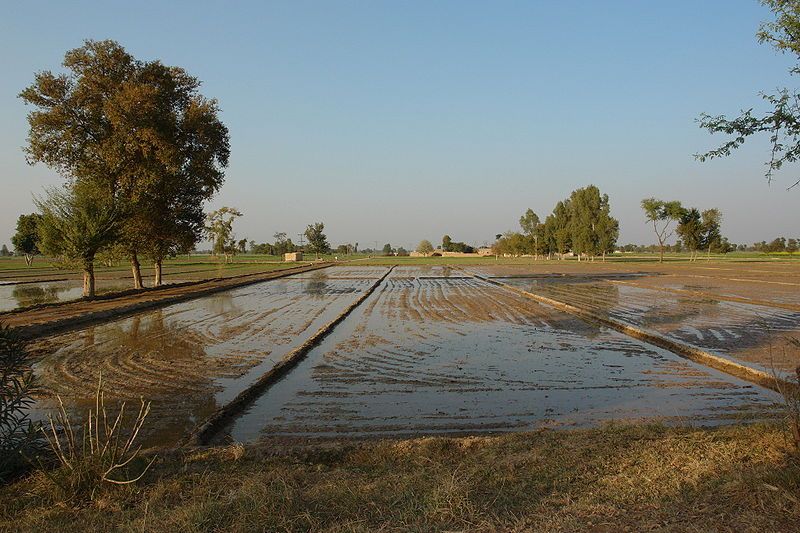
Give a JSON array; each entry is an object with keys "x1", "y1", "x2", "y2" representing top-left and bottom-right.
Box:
[
  {"x1": 12, "y1": 283, "x2": 79, "y2": 307},
  {"x1": 35, "y1": 309, "x2": 223, "y2": 447},
  {"x1": 303, "y1": 271, "x2": 329, "y2": 298}
]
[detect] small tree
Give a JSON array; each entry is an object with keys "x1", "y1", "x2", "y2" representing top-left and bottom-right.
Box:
[
  {"x1": 382, "y1": 243, "x2": 393, "y2": 256},
  {"x1": 0, "y1": 245, "x2": 10, "y2": 257},
  {"x1": 701, "y1": 208, "x2": 723, "y2": 258},
  {"x1": 36, "y1": 185, "x2": 121, "y2": 297},
  {"x1": 11, "y1": 214, "x2": 42, "y2": 266},
  {"x1": 641, "y1": 198, "x2": 683, "y2": 263},
  {"x1": 416, "y1": 239, "x2": 434, "y2": 256},
  {"x1": 304, "y1": 222, "x2": 329, "y2": 259},
  {"x1": 205, "y1": 207, "x2": 242, "y2": 262}
]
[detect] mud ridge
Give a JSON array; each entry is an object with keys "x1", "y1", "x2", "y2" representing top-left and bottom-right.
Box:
[{"x1": 184, "y1": 266, "x2": 396, "y2": 446}]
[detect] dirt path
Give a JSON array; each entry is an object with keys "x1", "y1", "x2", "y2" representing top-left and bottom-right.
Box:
[{"x1": 0, "y1": 262, "x2": 332, "y2": 340}]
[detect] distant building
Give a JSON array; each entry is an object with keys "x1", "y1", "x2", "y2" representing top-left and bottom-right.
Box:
[{"x1": 284, "y1": 252, "x2": 303, "y2": 262}]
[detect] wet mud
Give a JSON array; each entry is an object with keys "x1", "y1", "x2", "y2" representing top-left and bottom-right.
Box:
[
  {"x1": 222, "y1": 267, "x2": 780, "y2": 443},
  {"x1": 30, "y1": 268, "x2": 382, "y2": 447}
]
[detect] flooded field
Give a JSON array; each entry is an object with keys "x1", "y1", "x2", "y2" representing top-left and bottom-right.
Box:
[
  {"x1": 222, "y1": 267, "x2": 780, "y2": 443},
  {"x1": 30, "y1": 267, "x2": 387, "y2": 446},
  {"x1": 23, "y1": 263, "x2": 793, "y2": 448},
  {"x1": 479, "y1": 268, "x2": 800, "y2": 375}
]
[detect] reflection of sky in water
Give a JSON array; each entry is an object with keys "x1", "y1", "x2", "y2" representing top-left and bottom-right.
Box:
[
  {"x1": 497, "y1": 277, "x2": 800, "y2": 375},
  {"x1": 0, "y1": 278, "x2": 194, "y2": 311},
  {"x1": 30, "y1": 268, "x2": 381, "y2": 447},
  {"x1": 226, "y1": 274, "x2": 780, "y2": 443}
]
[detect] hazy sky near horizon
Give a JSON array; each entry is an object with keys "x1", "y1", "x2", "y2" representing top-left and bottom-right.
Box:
[{"x1": 1, "y1": 0, "x2": 798, "y2": 250}]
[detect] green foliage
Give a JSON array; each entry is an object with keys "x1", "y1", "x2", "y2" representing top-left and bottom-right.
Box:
[
  {"x1": 20, "y1": 39, "x2": 230, "y2": 285},
  {"x1": 304, "y1": 222, "x2": 329, "y2": 257},
  {"x1": 382, "y1": 243, "x2": 394, "y2": 256},
  {"x1": 205, "y1": 207, "x2": 242, "y2": 260},
  {"x1": 35, "y1": 184, "x2": 122, "y2": 296},
  {"x1": 701, "y1": 208, "x2": 723, "y2": 253},
  {"x1": 416, "y1": 240, "x2": 434, "y2": 255},
  {"x1": 640, "y1": 198, "x2": 683, "y2": 262},
  {"x1": 0, "y1": 326, "x2": 42, "y2": 483},
  {"x1": 442, "y1": 235, "x2": 452, "y2": 252},
  {"x1": 519, "y1": 209, "x2": 540, "y2": 237},
  {"x1": 11, "y1": 214, "x2": 41, "y2": 266},
  {"x1": 697, "y1": 1, "x2": 800, "y2": 187}
]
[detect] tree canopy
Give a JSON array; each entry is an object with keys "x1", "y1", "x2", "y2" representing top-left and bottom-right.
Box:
[
  {"x1": 19, "y1": 39, "x2": 230, "y2": 291},
  {"x1": 11, "y1": 214, "x2": 41, "y2": 266},
  {"x1": 697, "y1": 0, "x2": 800, "y2": 188},
  {"x1": 304, "y1": 222, "x2": 329, "y2": 258}
]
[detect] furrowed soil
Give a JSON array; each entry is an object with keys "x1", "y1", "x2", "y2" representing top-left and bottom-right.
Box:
[
  {"x1": 0, "y1": 262, "x2": 328, "y2": 338},
  {"x1": 221, "y1": 266, "x2": 781, "y2": 444},
  {"x1": 472, "y1": 261, "x2": 800, "y2": 375},
  {"x1": 28, "y1": 267, "x2": 388, "y2": 447}
]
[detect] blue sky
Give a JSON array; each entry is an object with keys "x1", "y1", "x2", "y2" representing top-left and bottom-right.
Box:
[{"x1": 1, "y1": 0, "x2": 798, "y2": 250}]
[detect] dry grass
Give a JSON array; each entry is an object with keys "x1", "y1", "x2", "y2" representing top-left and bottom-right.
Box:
[{"x1": 1, "y1": 423, "x2": 799, "y2": 532}]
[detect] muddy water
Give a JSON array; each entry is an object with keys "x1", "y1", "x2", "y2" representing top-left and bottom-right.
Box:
[
  {"x1": 223, "y1": 267, "x2": 780, "y2": 443},
  {"x1": 30, "y1": 267, "x2": 386, "y2": 447},
  {"x1": 497, "y1": 277, "x2": 800, "y2": 375},
  {"x1": 0, "y1": 278, "x2": 200, "y2": 312}
]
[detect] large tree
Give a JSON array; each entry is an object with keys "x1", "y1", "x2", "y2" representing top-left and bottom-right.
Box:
[
  {"x1": 641, "y1": 198, "x2": 683, "y2": 263},
  {"x1": 35, "y1": 184, "x2": 121, "y2": 297},
  {"x1": 304, "y1": 222, "x2": 329, "y2": 259},
  {"x1": 20, "y1": 40, "x2": 230, "y2": 289},
  {"x1": 11, "y1": 214, "x2": 42, "y2": 267},
  {"x1": 550, "y1": 200, "x2": 572, "y2": 259},
  {"x1": 595, "y1": 197, "x2": 619, "y2": 261},
  {"x1": 567, "y1": 185, "x2": 617, "y2": 261},
  {"x1": 519, "y1": 209, "x2": 541, "y2": 259},
  {"x1": 697, "y1": 1, "x2": 800, "y2": 188}
]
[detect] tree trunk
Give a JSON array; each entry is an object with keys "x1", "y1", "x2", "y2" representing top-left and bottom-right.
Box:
[
  {"x1": 154, "y1": 259, "x2": 163, "y2": 287},
  {"x1": 82, "y1": 261, "x2": 95, "y2": 298},
  {"x1": 24, "y1": 254, "x2": 33, "y2": 267},
  {"x1": 659, "y1": 242, "x2": 664, "y2": 263},
  {"x1": 131, "y1": 252, "x2": 143, "y2": 289}
]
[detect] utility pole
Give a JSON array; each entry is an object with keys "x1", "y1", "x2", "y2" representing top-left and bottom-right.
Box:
[{"x1": 298, "y1": 233, "x2": 305, "y2": 248}]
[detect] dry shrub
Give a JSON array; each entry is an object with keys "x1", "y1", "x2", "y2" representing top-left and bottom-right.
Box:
[
  {"x1": 776, "y1": 337, "x2": 800, "y2": 449},
  {"x1": 40, "y1": 375, "x2": 155, "y2": 502}
]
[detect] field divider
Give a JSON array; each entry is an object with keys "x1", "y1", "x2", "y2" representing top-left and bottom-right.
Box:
[
  {"x1": 467, "y1": 271, "x2": 795, "y2": 395},
  {"x1": 182, "y1": 265, "x2": 396, "y2": 447}
]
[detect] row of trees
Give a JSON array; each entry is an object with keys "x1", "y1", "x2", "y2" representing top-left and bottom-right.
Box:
[
  {"x1": 15, "y1": 40, "x2": 230, "y2": 297},
  {"x1": 493, "y1": 185, "x2": 619, "y2": 261},
  {"x1": 641, "y1": 199, "x2": 725, "y2": 262}
]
